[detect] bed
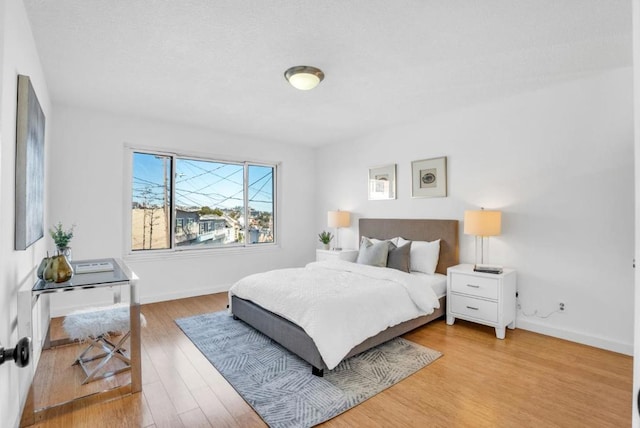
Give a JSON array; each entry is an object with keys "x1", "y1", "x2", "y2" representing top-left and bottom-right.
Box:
[{"x1": 230, "y1": 218, "x2": 459, "y2": 376}]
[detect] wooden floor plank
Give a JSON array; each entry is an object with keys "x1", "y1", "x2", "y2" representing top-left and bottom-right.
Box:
[
  {"x1": 142, "y1": 332, "x2": 199, "y2": 414},
  {"x1": 191, "y1": 385, "x2": 239, "y2": 428},
  {"x1": 140, "y1": 342, "x2": 161, "y2": 386},
  {"x1": 24, "y1": 293, "x2": 632, "y2": 427},
  {"x1": 139, "y1": 390, "x2": 155, "y2": 428},
  {"x1": 142, "y1": 381, "x2": 184, "y2": 428},
  {"x1": 178, "y1": 407, "x2": 213, "y2": 428}
]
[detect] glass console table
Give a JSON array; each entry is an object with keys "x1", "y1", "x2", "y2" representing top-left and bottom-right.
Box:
[{"x1": 20, "y1": 258, "x2": 141, "y2": 426}]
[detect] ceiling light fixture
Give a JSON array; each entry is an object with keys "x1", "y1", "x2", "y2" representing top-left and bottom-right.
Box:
[{"x1": 284, "y1": 65, "x2": 324, "y2": 90}]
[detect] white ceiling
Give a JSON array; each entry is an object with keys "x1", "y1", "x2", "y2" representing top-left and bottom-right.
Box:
[{"x1": 23, "y1": 0, "x2": 632, "y2": 147}]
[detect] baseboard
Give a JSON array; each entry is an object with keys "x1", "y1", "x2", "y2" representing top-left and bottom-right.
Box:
[
  {"x1": 47, "y1": 286, "x2": 633, "y2": 357},
  {"x1": 49, "y1": 284, "x2": 231, "y2": 318},
  {"x1": 516, "y1": 318, "x2": 633, "y2": 356},
  {"x1": 138, "y1": 284, "x2": 231, "y2": 305}
]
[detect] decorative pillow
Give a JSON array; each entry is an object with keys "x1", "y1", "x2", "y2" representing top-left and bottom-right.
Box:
[
  {"x1": 386, "y1": 241, "x2": 412, "y2": 272},
  {"x1": 397, "y1": 237, "x2": 440, "y2": 274},
  {"x1": 356, "y1": 237, "x2": 389, "y2": 267},
  {"x1": 366, "y1": 237, "x2": 383, "y2": 243}
]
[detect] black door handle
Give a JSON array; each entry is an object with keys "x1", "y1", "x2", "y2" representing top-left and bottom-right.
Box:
[{"x1": 0, "y1": 337, "x2": 31, "y2": 367}]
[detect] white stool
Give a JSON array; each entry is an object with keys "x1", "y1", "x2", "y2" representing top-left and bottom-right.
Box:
[{"x1": 63, "y1": 303, "x2": 146, "y2": 384}]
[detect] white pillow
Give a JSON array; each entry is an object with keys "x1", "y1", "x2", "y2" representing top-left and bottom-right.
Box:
[{"x1": 397, "y1": 237, "x2": 440, "y2": 275}]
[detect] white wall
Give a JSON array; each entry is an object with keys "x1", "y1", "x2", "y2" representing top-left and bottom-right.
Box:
[
  {"x1": 0, "y1": 0, "x2": 52, "y2": 426},
  {"x1": 315, "y1": 68, "x2": 634, "y2": 355},
  {"x1": 632, "y1": 0, "x2": 639, "y2": 425},
  {"x1": 46, "y1": 104, "x2": 317, "y2": 314}
]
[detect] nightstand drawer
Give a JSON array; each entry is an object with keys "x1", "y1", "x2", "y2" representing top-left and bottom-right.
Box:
[
  {"x1": 450, "y1": 294, "x2": 498, "y2": 323},
  {"x1": 450, "y1": 273, "x2": 498, "y2": 300}
]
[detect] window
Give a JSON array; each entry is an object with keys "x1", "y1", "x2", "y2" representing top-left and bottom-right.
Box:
[{"x1": 131, "y1": 151, "x2": 276, "y2": 252}]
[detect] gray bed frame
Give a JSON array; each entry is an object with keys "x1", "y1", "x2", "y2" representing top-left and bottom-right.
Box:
[{"x1": 231, "y1": 218, "x2": 459, "y2": 376}]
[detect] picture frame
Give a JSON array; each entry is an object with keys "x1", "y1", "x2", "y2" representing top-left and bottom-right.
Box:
[
  {"x1": 411, "y1": 156, "x2": 447, "y2": 198},
  {"x1": 368, "y1": 164, "x2": 396, "y2": 200},
  {"x1": 15, "y1": 75, "x2": 45, "y2": 250}
]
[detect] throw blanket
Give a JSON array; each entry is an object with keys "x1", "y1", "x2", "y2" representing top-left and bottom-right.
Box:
[{"x1": 228, "y1": 260, "x2": 440, "y2": 370}]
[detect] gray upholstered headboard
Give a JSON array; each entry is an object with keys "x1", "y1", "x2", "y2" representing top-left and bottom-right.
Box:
[{"x1": 359, "y1": 218, "x2": 459, "y2": 275}]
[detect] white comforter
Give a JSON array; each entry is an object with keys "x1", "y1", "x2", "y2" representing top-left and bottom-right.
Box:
[{"x1": 228, "y1": 260, "x2": 440, "y2": 370}]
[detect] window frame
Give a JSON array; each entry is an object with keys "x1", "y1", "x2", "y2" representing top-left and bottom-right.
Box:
[{"x1": 124, "y1": 145, "x2": 279, "y2": 257}]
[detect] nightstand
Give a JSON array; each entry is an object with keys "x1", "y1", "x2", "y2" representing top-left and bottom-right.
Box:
[
  {"x1": 316, "y1": 249, "x2": 358, "y2": 262},
  {"x1": 446, "y1": 264, "x2": 517, "y2": 339}
]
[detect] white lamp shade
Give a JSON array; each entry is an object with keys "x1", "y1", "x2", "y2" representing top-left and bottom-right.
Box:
[
  {"x1": 464, "y1": 210, "x2": 501, "y2": 236},
  {"x1": 327, "y1": 211, "x2": 350, "y2": 228}
]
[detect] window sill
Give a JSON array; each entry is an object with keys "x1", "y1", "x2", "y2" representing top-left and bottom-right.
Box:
[{"x1": 124, "y1": 243, "x2": 281, "y2": 263}]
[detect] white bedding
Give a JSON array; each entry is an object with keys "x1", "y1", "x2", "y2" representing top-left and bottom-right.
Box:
[
  {"x1": 411, "y1": 272, "x2": 447, "y2": 298},
  {"x1": 228, "y1": 260, "x2": 441, "y2": 370}
]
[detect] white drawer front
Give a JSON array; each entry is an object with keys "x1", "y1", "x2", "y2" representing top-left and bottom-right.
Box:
[
  {"x1": 450, "y1": 294, "x2": 498, "y2": 323},
  {"x1": 317, "y1": 250, "x2": 358, "y2": 262},
  {"x1": 450, "y1": 273, "x2": 498, "y2": 300}
]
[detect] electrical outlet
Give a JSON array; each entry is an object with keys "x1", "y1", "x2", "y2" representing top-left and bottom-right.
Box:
[{"x1": 559, "y1": 302, "x2": 565, "y2": 312}]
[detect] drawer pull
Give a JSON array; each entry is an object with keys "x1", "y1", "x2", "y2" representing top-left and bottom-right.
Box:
[
  {"x1": 466, "y1": 306, "x2": 479, "y2": 310},
  {"x1": 466, "y1": 284, "x2": 480, "y2": 288}
]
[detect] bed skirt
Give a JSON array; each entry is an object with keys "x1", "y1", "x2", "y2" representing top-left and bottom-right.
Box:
[{"x1": 231, "y1": 294, "x2": 446, "y2": 375}]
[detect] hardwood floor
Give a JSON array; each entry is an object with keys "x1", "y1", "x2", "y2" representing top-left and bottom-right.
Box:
[{"x1": 26, "y1": 293, "x2": 632, "y2": 428}]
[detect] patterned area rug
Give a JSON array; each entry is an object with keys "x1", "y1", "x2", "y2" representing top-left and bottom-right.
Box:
[{"x1": 176, "y1": 311, "x2": 441, "y2": 428}]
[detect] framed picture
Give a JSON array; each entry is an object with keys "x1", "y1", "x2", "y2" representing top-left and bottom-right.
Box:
[
  {"x1": 15, "y1": 75, "x2": 45, "y2": 250},
  {"x1": 368, "y1": 164, "x2": 396, "y2": 200},
  {"x1": 411, "y1": 156, "x2": 447, "y2": 198}
]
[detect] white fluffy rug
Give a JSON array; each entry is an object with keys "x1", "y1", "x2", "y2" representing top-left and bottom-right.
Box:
[{"x1": 63, "y1": 303, "x2": 146, "y2": 340}]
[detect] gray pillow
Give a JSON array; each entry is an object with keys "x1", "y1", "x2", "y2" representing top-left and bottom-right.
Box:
[
  {"x1": 356, "y1": 237, "x2": 389, "y2": 267},
  {"x1": 387, "y1": 241, "x2": 411, "y2": 272}
]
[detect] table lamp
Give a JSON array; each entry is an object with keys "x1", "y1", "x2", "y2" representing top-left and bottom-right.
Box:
[
  {"x1": 327, "y1": 210, "x2": 350, "y2": 250},
  {"x1": 464, "y1": 208, "x2": 501, "y2": 267}
]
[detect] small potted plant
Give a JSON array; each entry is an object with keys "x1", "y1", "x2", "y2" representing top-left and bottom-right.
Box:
[
  {"x1": 49, "y1": 222, "x2": 74, "y2": 256},
  {"x1": 318, "y1": 231, "x2": 333, "y2": 250},
  {"x1": 44, "y1": 222, "x2": 75, "y2": 283}
]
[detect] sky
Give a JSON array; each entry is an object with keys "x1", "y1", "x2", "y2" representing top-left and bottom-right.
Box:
[{"x1": 132, "y1": 152, "x2": 273, "y2": 213}]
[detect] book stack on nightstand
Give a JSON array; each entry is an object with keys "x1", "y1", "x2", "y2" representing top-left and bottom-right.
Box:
[
  {"x1": 446, "y1": 264, "x2": 517, "y2": 339},
  {"x1": 315, "y1": 249, "x2": 358, "y2": 262}
]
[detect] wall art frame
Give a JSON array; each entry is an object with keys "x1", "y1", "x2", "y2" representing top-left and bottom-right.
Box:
[
  {"x1": 15, "y1": 74, "x2": 45, "y2": 250},
  {"x1": 368, "y1": 164, "x2": 396, "y2": 200},
  {"x1": 411, "y1": 156, "x2": 447, "y2": 198}
]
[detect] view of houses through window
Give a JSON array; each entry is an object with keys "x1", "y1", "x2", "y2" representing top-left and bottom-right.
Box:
[{"x1": 131, "y1": 151, "x2": 275, "y2": 251}]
